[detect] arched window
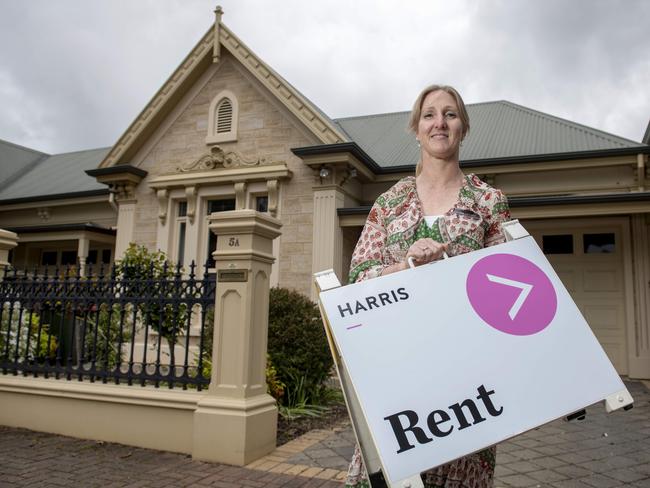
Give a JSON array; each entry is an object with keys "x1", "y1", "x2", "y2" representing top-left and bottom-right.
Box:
[{"x1": 206, "y1": 90, "x2": 238, "y2": 144}]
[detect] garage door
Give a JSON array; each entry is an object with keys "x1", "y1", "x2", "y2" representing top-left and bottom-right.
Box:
[{"x1": 524, "y1": 218, "x2": 630, "y2": 375}]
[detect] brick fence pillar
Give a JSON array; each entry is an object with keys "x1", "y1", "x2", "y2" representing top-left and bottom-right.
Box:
[{"x1": 193, "y1": 210, "x2": 282, "y2": 465}]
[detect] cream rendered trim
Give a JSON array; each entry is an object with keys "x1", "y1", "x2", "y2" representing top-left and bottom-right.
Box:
[
  {"x1": 157, "y1": 189, "x2": 169, "y2": 224},
  {"x1": 149, "y1": 164, "x2": 292, "y2": 189},
  {"x1": 0, "y1": 195, "x2": 109, "y2": 212},
  {"x1": 299, "y1": 153, "x2": 376, "y2": 183},
  {"x1": 621, "y1": 218, "x2": 637, "y2": 377},
  {"x1": 311, "y1": 183, "x2": 361, "y2": 207},
  {"x1": 0, "y1": 375, "x2": 200, "y2": 456},
  {"x1": 638, "y1": 153, "x2": 647, "y2": 191},
  {"x1": 338, "y1": 201, "x2": 650, "y2": 227},
  {"x1": 466, "y1": 155, "x2": 639, "y2": 175},
  {"x1": 339, "y1": 214, "x2": 368, "y2": 227},
  {"x1": 0, "y1": 376, "x2": 202, "y2": 411},
  {"x1": 212, "y1": 7, "x2": 222, "y2": 63},
  {"x1": 266, "y1": 180, "x2": 278, "y2": 216},
  {"x1": 234, "y1": 182, "x2": 247, "y2": 210},
  {"x1": 511, "y1": 201, "x2": 650, "y2": 219},
  {"x1": 101, "y1": 21, "x2": 345, "y2": 168},
  {"x1": 0, "y1": 229, "x2": 18, "y2": 268},
  {"x1": 205, "y1": 89, "x2": 239, "y2": 144},
  {"x1": 17, "y1": 230, "x2": 115, "y2": 244},
  {"x1": 630, "y1": 215, "x2": 650, "y2": 377}
]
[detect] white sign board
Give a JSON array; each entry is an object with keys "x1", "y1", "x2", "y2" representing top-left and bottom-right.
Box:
[{"x1": 319, "y1": 236, "x2": 628, "y2": 485}]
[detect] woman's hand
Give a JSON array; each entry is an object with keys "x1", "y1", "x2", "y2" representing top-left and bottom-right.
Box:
[{"x1": 406, "y1": 238, "x2": 447, "y2": 267}]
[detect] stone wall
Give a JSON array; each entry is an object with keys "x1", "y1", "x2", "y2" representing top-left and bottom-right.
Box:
[{"x1": 128, "y1": 51, "x2": 320, "y2": 296}]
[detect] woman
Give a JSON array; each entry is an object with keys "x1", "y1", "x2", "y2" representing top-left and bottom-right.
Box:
[{"x1": 345, "y1": 85, "x2": 511, "y2": 488}]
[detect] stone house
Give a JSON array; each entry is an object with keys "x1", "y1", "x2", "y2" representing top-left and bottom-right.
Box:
[{"x1": 1, "y1": 10, "x2": 649, "y2": 378}]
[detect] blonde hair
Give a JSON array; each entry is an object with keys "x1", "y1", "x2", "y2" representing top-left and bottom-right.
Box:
[{"x1": 409, "y1": 84, "x2": 470, "y2": 176}]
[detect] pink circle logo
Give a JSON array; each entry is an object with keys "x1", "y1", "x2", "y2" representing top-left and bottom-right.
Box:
[{"x1": 466, "y1": 253, "x2": 557, "y2": 336}]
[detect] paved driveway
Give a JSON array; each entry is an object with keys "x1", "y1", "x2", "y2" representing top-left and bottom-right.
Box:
[{"x1": 1, "y1": 380, "x2": 648, "y2": 487}]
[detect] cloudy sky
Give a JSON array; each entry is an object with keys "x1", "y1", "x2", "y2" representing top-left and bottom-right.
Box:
[{"x1": 1, "y1": 0, "x2": 648, "y2": 154}]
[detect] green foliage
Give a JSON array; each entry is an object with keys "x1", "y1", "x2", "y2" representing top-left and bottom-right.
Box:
[
  {"x1": 265, "y1": 354, "x2": 285, "y2": 402},
  {"x1": 277, "y1": 370, "x2": 329, "y2": 420},
  {"x1": 0, "y1": 305, "x2": 57, "y2": 362},
  {"x1": 198, "y1": 287, "x2": 336, "y2": 417},
  {"x1": 83, "y1": 303, "x2": 132, "y2": 370},
  {"x1": 267, "y1": 287, "x2": 333, "y2": 408},
  {"x1": 115, "y1": 244, "x2": 188, "y2": 363}
]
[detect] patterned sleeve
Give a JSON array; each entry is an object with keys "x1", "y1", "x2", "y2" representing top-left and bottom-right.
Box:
[
  {"x1": 348, "y1": 200, "x2": 388, "y2": 283},
  {"x1": 484, "y1": 189, "x2": 511, "y2": 247}
]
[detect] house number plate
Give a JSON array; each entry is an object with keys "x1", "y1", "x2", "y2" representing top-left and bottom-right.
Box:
[{"x1": 218, "y1": 269, "x2": 248, "y2": 282}]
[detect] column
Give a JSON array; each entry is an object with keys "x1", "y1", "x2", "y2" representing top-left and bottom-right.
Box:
[
  {"x1": 114, "y1": 183, "x2": 138, "y2": 260},
  {"x1": 311, "y1": 187, "x2": 345, "y2": 296},
  {"x1": 0, "y1": 229, "x2": 18, "y2": 277},
  {"x1": 630, "y1": 214, "x2": 650, "y2": 378},
  {"x1": 193, "y1": 209, "x2": 282, "y2": 465},
  {"x1": 77, "y1": 236, "x2": 90, "y2": 277}
]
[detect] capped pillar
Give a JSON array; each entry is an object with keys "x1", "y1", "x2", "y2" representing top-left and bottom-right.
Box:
[
  {"x1": 193, "y1": 209, "x2": 282, "y2": 465},
  {"x1": 0, "y1": 229, "x2": 18, "y2": 275},
  {"x1": 86, "y1": 165, "x2": 148, "y2": 259}
]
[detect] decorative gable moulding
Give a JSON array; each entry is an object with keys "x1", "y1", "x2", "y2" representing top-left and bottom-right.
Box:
[{"x1": 206, "y1": 90, "x2": 238, "y2": 144}]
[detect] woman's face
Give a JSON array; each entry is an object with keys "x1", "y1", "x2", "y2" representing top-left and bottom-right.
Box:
[{"x1": 416, "y1": 90, "x2": 464, "y2": 161}]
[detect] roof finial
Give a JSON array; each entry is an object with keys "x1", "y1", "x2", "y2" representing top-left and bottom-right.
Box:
[{"x1": 213, "y1": 5, "x2": 223, "y2": 64}]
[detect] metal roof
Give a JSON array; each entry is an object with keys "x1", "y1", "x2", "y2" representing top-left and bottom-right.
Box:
[
  {"x1": 0, "y1": 138, "x2": 48, "y2": 189},
  {"x1": 334, "y1": 101, "x2": 644, "y2": 168},
  {"x1": 0, "y1": 146, "x2": 110, "y2": 202},
  {"x1": 1, "y1": 101, "x2": 646, "y2": 204}
]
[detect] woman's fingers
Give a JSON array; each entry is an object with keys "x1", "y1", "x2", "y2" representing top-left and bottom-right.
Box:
[{"x1": 406, "y1": 239, "x2": 447, "y2": 265}]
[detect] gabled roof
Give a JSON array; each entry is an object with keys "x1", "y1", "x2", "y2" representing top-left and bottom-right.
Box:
[
  {"x1": 334, "y1": 100, "x2": 645, "y2": 168},
  {"x1": 100, "y1": 20, "x2": 346, "y2": 168},
  {"x1": 0, "y1": 138, "x2": 48, "y2": 190},
  {"x1": 0, "y1": 147, "x2": 109, "y2": 203}
]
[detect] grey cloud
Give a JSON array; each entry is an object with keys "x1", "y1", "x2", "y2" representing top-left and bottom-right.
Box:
[{"x1": 0, "y1": 0, "x2": 647, "y2": 153}]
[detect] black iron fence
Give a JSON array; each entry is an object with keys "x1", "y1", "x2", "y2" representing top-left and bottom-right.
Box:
[{"x1": 0, "y1": 261, "x2": 215, "y2": 390}]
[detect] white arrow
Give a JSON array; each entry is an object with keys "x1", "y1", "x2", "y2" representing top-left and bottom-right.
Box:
[{"x1": 486, "y1": 274, "x2": 534, "y2": 320}]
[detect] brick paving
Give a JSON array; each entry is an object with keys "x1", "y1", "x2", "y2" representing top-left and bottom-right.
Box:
[
  {"x1": 0, "y1": 380, "x2": 648, "y2": 487},
  {"x1": 0, "y1": 426, "x2": 343, "y2": 487}
]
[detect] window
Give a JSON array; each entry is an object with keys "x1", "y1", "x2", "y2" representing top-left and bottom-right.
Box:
[
  {"x1": 206, "y1": 90, "x2": 239, "y2": 144},
  {"x1": 542, "y1": 234, "x2": 573, "y2": 254},
  {"x1": 61, "y1": 251, "x2": 78, "y2": 265},
  {"x1": 255, "y1": 195, "x2": 269, "y2": 213},
  {"x1": 88, "y1": 249, "x2": 112, "y2": 265},
  {"x1": 584, "y1": 233, "x2": 615, "y2": 254},
  {"x1": 41, "y1": 251, "x2": 57, "y2": 266},
  {"x1": 175, "y1": 201, "x2": 188, "y2": 266},
  {"x1": 206, "y1": 198, "x2": 236, "y2": 268}
]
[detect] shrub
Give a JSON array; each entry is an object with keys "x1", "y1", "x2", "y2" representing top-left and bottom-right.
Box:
[
  {"x1": 267, "y1": 287, "x2": 333, "y2": 406},
  {"x1": 0, "y1": 305, "x2": 56, "y2": 362},
  {"x1": 265, "y1": 354, "x2": 285, "y2": 401},
  {"x1": 115, "y1": 244, "x2": 188, "y2": 365}
]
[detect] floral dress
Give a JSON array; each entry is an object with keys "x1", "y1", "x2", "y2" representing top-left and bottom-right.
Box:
[{"x1": 345, "y1": 174, "x2": 511, "y2": 488}]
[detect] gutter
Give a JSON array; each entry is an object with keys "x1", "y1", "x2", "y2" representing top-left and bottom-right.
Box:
[
  {"x1": 337, "y1": 192, "x2": 650, "y2": 216},
  {"x1": 293, "y1": 142, "x2": 650, "y2": 174},
  {"x1": 0, "y1": 189, "x2": 109, "y2": 206}
]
